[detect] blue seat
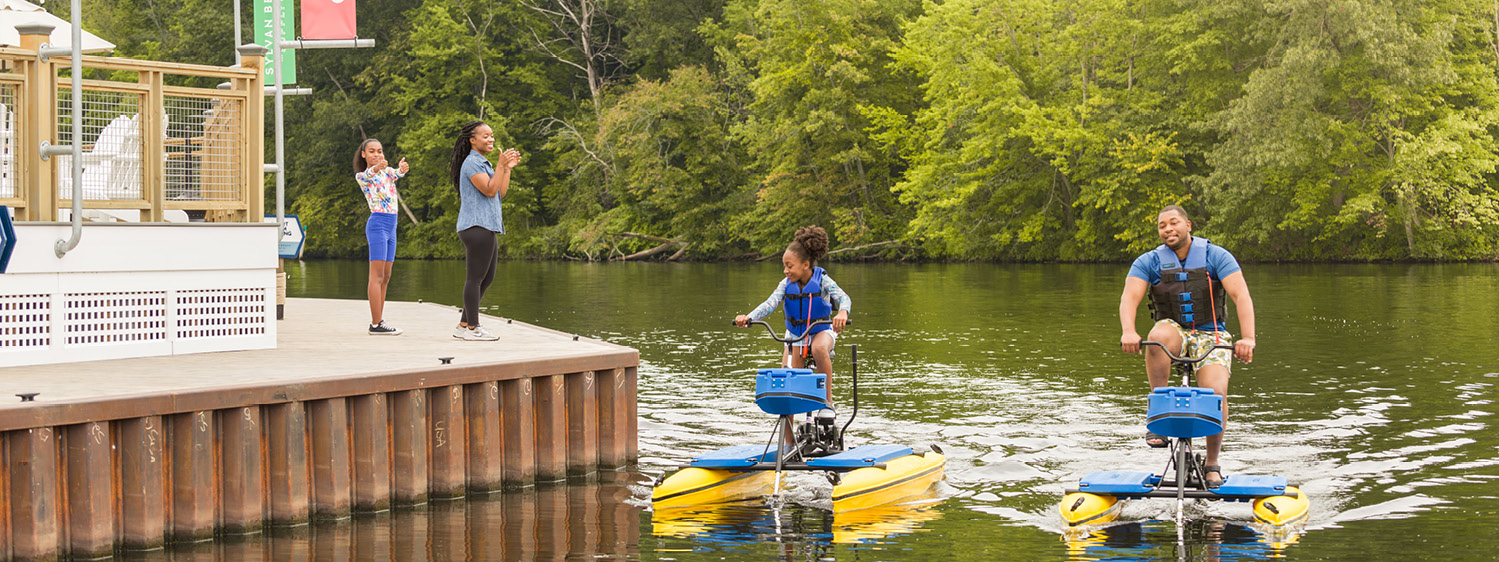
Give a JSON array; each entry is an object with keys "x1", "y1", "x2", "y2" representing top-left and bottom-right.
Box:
[
  {"x1": 1146, "y1": 387, "x2": 1223, "y2": 438},
  {"x1": 755, "y1": 368, "x2": 829, "y2": 415}
]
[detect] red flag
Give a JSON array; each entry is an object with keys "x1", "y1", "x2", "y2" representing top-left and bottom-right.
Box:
[{"x1": 301, "y1": 0, "x2": 357, "y2": 40}]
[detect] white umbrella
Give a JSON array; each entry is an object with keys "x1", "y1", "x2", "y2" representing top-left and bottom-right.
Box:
[{"x1": 0, "y1": 0, "x2": 115, "y2": 54}]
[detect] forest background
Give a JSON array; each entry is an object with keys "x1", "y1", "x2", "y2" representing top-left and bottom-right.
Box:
[{"x1": 47, "y1": 0, "x2": 1499, "y2": 261}]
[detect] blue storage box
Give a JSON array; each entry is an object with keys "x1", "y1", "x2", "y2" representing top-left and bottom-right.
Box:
[
  {"x1": 1146, "y1": 386, "x2": 1223, "y2": 438},
  {"x1": 755, "y1": 368, "x2": 828, "y2": 415}
]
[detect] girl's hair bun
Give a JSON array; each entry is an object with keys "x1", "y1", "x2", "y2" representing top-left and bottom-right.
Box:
[{"x1": 789, "y1": 225, "x2": 828, "y2": 263}]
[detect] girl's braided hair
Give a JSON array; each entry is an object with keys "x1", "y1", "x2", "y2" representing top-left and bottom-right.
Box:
[
  {"x1": 787, "y1": 225, "x2": 829, "y2": 264},
  {"x1": 448, "y1": 120, "x2": 486, "y2": 192},
  {"x1": 353, "y1": 138, "x2": 379, "y2": 174}
]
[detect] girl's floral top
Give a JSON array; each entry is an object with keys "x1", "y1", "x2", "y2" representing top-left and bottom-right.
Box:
[{"x1": 355, "y1": 166, "x2": 405, "y2": 214}]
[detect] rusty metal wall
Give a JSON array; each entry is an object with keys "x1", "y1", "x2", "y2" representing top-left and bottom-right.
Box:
[{"x1": 0, "y1": 365, "x2": 637, "y2": 561}]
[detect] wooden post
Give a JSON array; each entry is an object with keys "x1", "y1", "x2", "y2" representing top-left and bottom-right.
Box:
[
  {"x1": 308, "y1": 398, "x2": 353, "y2": 520},
  {"x1": 17, "y1": 24, "x2": 55, "y2": 221},
  {"x1": 566, "y1": 371, "x2": 600, "y2": 477},
  {"x1": 237, "y1": 44, "x2": 267, "y2": 222},
  {"x1": 596, "y1": 368, "x2": 630, "y2": 468},
  {"x1": 220, "y1": 406, "x2": 267, "y2": 534},
  {"x1": 349, "y1": 394, "x2": 391, "y2": 512},
  {"x1": 65, "y1": 422, "x2": 115, "y2": 559},
  {"x1": 389, "y1": 389, "x2": 429, "y2": 506},
  {"x1": 169, "y1": 411, "x2": 216, "y2": 542},
  {"x1": 6, "y1": 428, "x2": 60, "y2": 561},
  {"x1": 428, "y1": 385, "x2": 467, "y2": 499},
  {"x1": 533, "y1": 374, "x2": 568, "y2": 483},
  {"x1": 118, "y1": 416, "x2": 167, "y2": 551},
  {"x1": 139, "y1": 69, "x2": 165, "y2": 221},
  {"x1": 625, "y1": 367, "x2": 639, "y2": 462},
  {"x1": 500, "y1": 378, "x2": 535, "y2": 488},
  {"x1": 265, "y1": 402, "x2": 311, "y2": 526},
  {"x1": 465, "y1": 381, "x2": 504, "y2": 493}
]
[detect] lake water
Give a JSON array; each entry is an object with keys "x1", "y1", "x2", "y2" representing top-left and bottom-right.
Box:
[{"x1": 145, "y1": 260, "x2": 1499, "y2": 561}]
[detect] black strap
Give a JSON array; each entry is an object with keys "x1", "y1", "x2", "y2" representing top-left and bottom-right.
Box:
[
  {"x1": 784, "y1": 290, "x2": 828, "y2": 301},
  {"x1": 786, "y1": 314, "x2": 830, "y2": 324}
]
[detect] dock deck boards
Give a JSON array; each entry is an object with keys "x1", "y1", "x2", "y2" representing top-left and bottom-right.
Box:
[{"x1": 0, "y1": 298, "x2": 636, "y2": 427}]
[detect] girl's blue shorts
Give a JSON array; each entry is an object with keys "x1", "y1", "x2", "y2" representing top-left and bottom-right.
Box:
[{"x1": 366, "y1": 212, "x2": 398, "y2": 262}]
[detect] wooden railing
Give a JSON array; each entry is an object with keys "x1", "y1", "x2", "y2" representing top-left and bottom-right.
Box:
[{"x1": 0, "y1": 31, "x2": 265, "y2": 223}]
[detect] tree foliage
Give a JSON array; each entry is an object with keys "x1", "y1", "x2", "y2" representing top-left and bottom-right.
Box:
[{"x1": 49, "y1": 0, "x2": 1499, "y2": 261}]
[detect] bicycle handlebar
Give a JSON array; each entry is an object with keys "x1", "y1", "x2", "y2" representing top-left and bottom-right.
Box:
[
  {"x1": 733, "y1": 319, "x2": 847, "y2": 344},
  {"x1": 1140, "y1": 340, "x2": 1234, "y2": 365}
]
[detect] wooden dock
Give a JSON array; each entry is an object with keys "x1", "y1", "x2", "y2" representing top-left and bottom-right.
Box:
[{"x1": 0, "y1": 298, "x2": 639, "y2": 561}]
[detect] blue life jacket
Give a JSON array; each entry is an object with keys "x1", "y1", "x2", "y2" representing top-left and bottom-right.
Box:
[
  {"x1": 784, "y1": 267, "x2": 834, "y2": 339},
  {"x1": 1148, "y1": 237, "x2": 1227, "y2": 331}
]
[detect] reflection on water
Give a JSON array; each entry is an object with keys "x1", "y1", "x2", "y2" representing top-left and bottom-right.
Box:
[
  {"x1": 267, "y1": 261, "x2": 1499, "y2": 561},
  {"x1": 121, "y1": 474, "x2": 643, "y2": 561},
  {"x1": 1064, "y1": 521, "x2": 1300, "y2": 562},
  {"x1": 652, "y1": 496, "x2": 943, "y2": 546}
]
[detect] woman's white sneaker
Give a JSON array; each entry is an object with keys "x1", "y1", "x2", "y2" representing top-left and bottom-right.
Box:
[{"x1": 453, "y1": 326, "x2": 499, "y2": 341}]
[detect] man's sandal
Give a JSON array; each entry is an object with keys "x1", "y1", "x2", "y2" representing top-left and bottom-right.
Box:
[
  {"x1": 1145, "y1": 432, "x2": 1168, "y2": 448},
  {"x1": 1202, "y1": 465, "x2": 1224, "y2": 489}
]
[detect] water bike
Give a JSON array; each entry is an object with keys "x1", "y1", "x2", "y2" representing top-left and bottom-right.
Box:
[
  {"x1": 1059, "y1": 341, "x2": 1309, "y2": 530},
  {"x1": 651, "y1": 319, "x2": 945, "y2": 512}
]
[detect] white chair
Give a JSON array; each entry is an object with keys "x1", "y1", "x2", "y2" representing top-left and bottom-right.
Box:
[
  {"x1": 57, "y1": 114, "x2": 139, "y2": 201},
  {"x1": 0, "y1": 103, "x2": 13, "y2": 199}
]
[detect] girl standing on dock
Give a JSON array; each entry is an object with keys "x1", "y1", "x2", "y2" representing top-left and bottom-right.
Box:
[
  {"x1": 355, "y1": 138, "x2": 409, "y2": 336},
  {"x1": 446, "y1": 120, "x2": 520, "y2": 341},
  {"x1": 734, "y1": 226, "x2": 851, "y2": 409}
]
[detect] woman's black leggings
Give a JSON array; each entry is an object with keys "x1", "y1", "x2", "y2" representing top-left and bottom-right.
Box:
[{"x1": 458, "y1": 226, "x2": 498, "y2": 326}]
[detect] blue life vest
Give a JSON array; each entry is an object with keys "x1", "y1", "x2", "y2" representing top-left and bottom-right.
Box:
[
  {"x1": 1148, "y1": 237, "x2": 1227, "y2": 331},
  {"x1": 784, "y1": 267, "x2": 834, "y2": 339}
]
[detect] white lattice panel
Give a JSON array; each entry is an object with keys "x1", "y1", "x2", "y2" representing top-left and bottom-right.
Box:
[
  {"x1": 63, "y1": 292, "x2": 167, "y2": 345},
  {"x1": 0, "y1": 293, "x2": 50, "y2": 351},
  {"x1": 0, "y1": 223, "x2": 278, "y2": 367},
  {"x1": 176, "y1": 288, "x2": 268, "y2": 339}
]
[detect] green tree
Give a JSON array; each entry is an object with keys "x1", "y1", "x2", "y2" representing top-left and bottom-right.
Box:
[
  {"x1": 570, "y1": 66, "x2": 751, "y2": 259},
  {"x1": 709, "y1": 0, "x2": 920, "y2": 255},
  {"x1": 1199, "y1": 0, "x2": 1499, "y2": 259},
  {"x1": 884, "y1": 0, "x2": 1191, "y2": 260}
]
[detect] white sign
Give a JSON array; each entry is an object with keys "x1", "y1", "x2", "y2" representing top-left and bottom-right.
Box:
[{"x1": 265, "y1": 214, "x2": 304, "y2": 259}]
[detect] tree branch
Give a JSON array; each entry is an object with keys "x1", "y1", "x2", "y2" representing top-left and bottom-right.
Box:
[{"x1": 825, "y1": 240, "x2": 901, "y2": 258}]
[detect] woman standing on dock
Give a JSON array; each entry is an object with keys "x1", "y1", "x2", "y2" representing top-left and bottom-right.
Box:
[
  {"x1": 446, "y1": 120, "x2": 520, "y2": 341},
  {"x1": 355, "y1": 138, "x2": 408, "y2": 336}
]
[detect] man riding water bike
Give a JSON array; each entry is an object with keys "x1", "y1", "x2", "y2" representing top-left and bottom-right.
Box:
[{"x1": 1118, "y1": 205, "x2": 1257, "y2": 488}]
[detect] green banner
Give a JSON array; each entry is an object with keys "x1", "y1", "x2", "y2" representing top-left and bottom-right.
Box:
[{"x1": 254, "y1": 0, "x2": 296, "y2": 84}]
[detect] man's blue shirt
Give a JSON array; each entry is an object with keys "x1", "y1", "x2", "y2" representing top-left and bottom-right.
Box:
[{"x1": 1127, "y1": 240, "x2": 1242, "y2": 285}]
